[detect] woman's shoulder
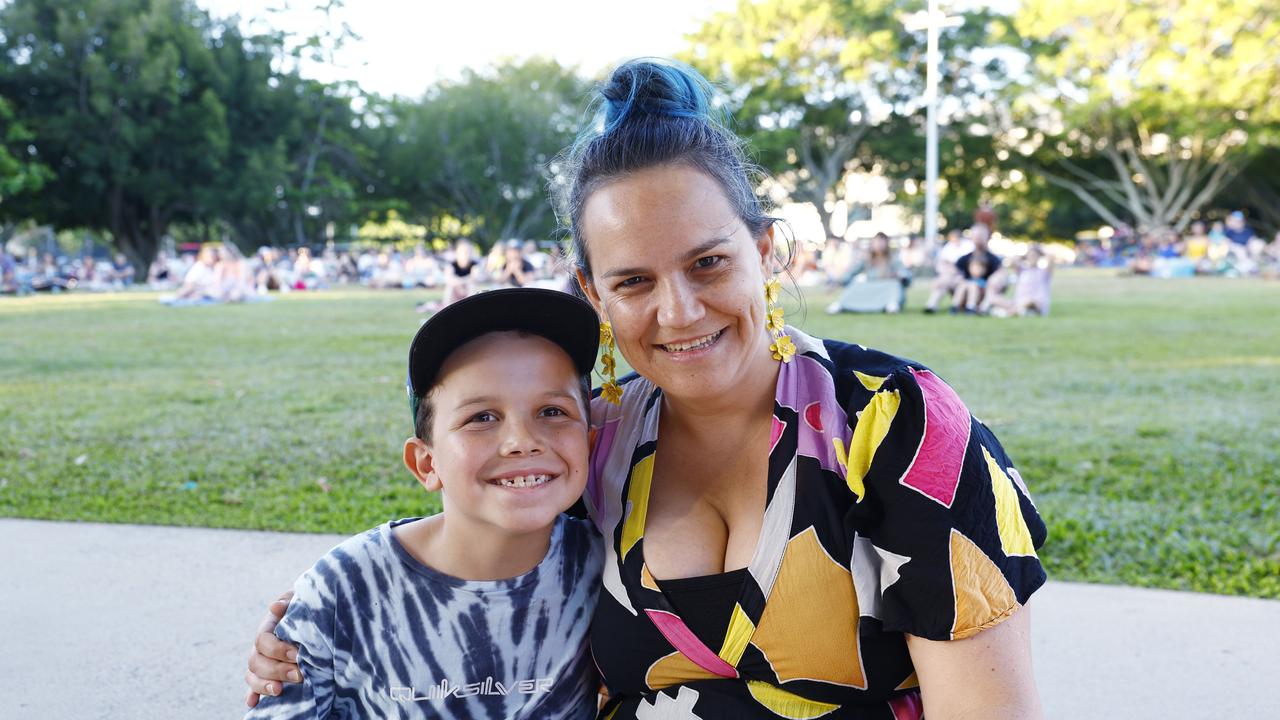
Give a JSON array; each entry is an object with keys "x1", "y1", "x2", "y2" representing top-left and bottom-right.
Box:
[
  {"x1": 789, "y1": 331, "x2": 972, "y2": 440},
  {"x1": 812, "y1": 335, "x2": 923, "y2": 376},
  {"x1": 791, "y1": 329, "x2": 928, "y2": 393}
]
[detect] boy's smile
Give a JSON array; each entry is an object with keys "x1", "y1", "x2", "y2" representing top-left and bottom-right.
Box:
[{"x1": 418, "y1": 331, "x2": 589, "y2": 541}]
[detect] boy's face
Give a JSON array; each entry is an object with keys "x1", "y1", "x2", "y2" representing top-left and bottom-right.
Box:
[{"x1": 406, "y1": 331, "x2": 589, "y2": 538}]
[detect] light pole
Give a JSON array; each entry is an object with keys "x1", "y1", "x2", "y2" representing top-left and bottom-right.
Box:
[{"x1": 904, "y1": 0, "x2": 963, "y2": 247}]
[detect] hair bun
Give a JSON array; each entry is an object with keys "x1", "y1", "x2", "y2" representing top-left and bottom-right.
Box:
[{"x1": 600, "y1": 59, "x2": 716, "y2": 132}]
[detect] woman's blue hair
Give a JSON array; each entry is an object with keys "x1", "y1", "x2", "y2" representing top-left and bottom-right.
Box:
[{"x1": 553, "y1": 58, "x2": 778, "y2": 278}]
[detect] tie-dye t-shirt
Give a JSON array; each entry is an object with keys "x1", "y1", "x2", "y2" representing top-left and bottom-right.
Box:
[
  {"x1": 583, "y1": 328, "x2": 1047, "y2": 719},
  {"x1": 244, "y1": 514, "x2": 603, "y2": 720}
]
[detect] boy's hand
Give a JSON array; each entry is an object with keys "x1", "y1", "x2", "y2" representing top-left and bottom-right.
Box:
[{"x1": 243, "y1": 591, "x2": 303, "y2": 708}]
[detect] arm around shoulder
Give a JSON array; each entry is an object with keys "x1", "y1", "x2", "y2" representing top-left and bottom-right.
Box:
[{"x1": 244, "y1": 568, "x2": 340, "y2": 719}]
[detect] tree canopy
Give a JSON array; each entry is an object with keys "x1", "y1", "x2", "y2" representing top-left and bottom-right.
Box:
[
  {"x1": 2, "y1": 0, "x2": 1276, "y2": 266},
  {"x1": 1011, "y1": 0, "x2": 1280, "y2": 232}
]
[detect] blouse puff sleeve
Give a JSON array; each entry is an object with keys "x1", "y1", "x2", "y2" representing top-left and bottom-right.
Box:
[{"x1": 841, "y1": 364, "x2": 1047, "y2": 642}]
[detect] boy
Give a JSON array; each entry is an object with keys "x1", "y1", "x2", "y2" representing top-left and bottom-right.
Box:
[{"x1": 245, "y1": 288, "x2": 604, "y2": 720}]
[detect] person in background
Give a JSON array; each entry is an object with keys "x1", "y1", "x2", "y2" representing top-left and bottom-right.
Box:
[
  {"x1": 826, "y1": 232, "x2": 912, "y2": 314},
  {"x1": 215, "y1": 245, "x2": 256, "y2": 302},
  {"x1": 951, "y1": 226, "x2": 1002, "y2": 313},
  {"x1": 1205, "y1": 221, "x2": 1232, "y2": 272},
  {"x1": 356, "y1": 249, "x2": 377, "y2": 283},
  {"x1": 77, "y1": 256, "x2": 107, "y2": 291},
  {"x1": 523, "y1": 240, "x2": 550, "y2": 280},
  {"x1": 974, "y1": 200, "x2": 997, "y2": 235},
  {"x1": 371, "y1": 250, "x2": 405, "y2": 289},
  {"x1": 1184, "y1": 222, "x2": 1209, "y2": 269},
  {"x1": 253, "y1": 248, "x2": 281, "y2": 293},
  {"x1": 1223, "y1": 211, "x2": 1257, "y2": 247},
  {"x1": 923, "y1": 228, "x2": 974, "y2": 313},
  {"x1": 0, "y1": 250, "x2": 17, "y2": 294},
  {"x1": 109, "y1": 254, "x2": 135, "y2": 288},
  {"x1": 30, "y1": 252, "x2": 73, "y2": 292},
  {"x1": 990, "y1": 244, "x2": 1055, "y2": 317},
  {"x1": 496, "y1": 240, "x2": 533, "y2": 288},
  {"x1": 1127, "y1": 233, "x2": 1156, "y2": 276},
  {"x1": 334, "y1": 250, "x2": 358, "y2": 285},
  {"x1": 404, "y1": 245, "x2": 433, "y2": 289},
  {"x1": 484, "y1": 242, "x2": 506, "y2": 279},
  {"x1": 444, "y1": 239, "x2": 477, "y2": 304},
  {"x1": 170, "y1": 244, "x2": 220, "y2": 301},
  {"x1": 415, "y1": 238, "x2": 479, "y2": 314}
]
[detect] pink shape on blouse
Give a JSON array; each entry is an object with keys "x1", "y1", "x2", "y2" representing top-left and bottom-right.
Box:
[
  {"x1": 898, "y1": 369, "x2": 971, "y2": 508},
  {"x1": 644, "y1": 609, "x2": 739, "y2": 679}
]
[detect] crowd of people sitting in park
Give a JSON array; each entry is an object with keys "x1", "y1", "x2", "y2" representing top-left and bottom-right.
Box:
[
  {"x1": 0, "y1": 249, "x2": 137, "y2": 294},
  {"x1": 792, "y1": 207, "x2": 1280, "y2": 316},
  {"x1": 1075, "y1": 211, "x2": 1280, "y2": 279},
  {"x1": 0, "y1": 238, "x2": 578, "y2": 304},
  {"x1": 5, "y1": 210, "x2": 1277, "y2": 310},
  {"x1": 812, "y1": 223, "x2": 1058, "y2": 317}
]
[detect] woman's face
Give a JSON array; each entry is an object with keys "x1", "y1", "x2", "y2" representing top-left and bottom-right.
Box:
[{"x1": 578, "y1": 163, "x2": 775, "y2": 403}]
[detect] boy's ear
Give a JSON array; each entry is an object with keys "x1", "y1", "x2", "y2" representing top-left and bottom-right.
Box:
[{"x1": 403, "y1": 438, "x2": 442, "y2": 492}]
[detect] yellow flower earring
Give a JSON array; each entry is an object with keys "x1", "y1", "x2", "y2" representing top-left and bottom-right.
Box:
[
  {"x1": 765, "y1": 276, "x2": 795, "y2": 363},
  {"x1": 598, "y1": 320, "x2": 624, "y2": 404}
]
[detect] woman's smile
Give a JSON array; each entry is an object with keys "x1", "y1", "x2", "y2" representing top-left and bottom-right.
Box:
[{"x1": 656, "y1": 327, "x2": 725, "y2": 355}]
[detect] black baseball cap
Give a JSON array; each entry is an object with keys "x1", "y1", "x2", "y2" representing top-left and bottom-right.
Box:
[{"x1": 406, "y1": 288, "x2": 600, "y2": 423}]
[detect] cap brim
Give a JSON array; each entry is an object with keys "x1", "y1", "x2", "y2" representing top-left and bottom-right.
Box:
[{"x1": 408, "y1": 288, "x2": 600, "y2": 403}]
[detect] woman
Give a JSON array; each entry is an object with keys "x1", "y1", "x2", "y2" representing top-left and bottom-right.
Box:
[
  {"x1": 246, "y1": 60, "x2": 1046, "y2": 719},
  {"x1": 826, "y1": 232, "x2": 912, "y2": 313},
  {"x1": 444, "y1": 239, "x2": 477, "y2": 304}
]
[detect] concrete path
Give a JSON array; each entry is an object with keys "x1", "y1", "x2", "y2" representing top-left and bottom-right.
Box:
[{"x1": 2, "y1": 518, "x2": 1276, "y2": 719}]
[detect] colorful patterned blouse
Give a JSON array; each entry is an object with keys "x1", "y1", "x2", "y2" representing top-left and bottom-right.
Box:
[{"x1": 583, "y1": 328, "x2": 1047, "y2": 719}]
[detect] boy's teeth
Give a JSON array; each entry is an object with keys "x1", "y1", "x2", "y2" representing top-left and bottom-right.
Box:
[{"x1": 498, "y1": 474, "x2": 550, "y2": 488}]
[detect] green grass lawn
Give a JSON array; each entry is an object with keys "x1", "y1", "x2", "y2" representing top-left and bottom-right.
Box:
[{"x1": 2, "y1": 271, "x2": 1278, "y2": 597}]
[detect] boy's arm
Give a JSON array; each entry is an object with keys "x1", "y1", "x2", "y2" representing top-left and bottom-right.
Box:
[{"x1": 243, "y1": 571, "x2": 338, "y2": 720}]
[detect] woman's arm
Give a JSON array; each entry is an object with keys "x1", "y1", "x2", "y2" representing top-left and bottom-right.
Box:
[
  {"x1": 906, "y1": 604, "x2": 1042, "y2": 720},
  {"x1": 244, "y1": 590, "x2": 303, "y2": 707}
]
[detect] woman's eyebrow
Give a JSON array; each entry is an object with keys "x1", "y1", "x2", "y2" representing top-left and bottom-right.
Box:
[
  {"x1": 681, "y1": 237, "x2": 732, "y2": 261},
  {"x1": 600, "y1": 238, "x2": 732, "y2": 280}
]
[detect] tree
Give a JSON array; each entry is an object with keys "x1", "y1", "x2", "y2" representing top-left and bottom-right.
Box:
[
  {"x1": 685, "y1": 0, "x2": 908, "y2": 241},
  {"x1": 0, "y1": 96, "x2": 51, "y2": 204},
  {"x1": 191, "y1": 21, "x2": 294, "y2": 248},
  {"x1": 370, "y1": 59, "x2": 586, "y2": 247},
  {"x1": 1011, "y1": 0, "x2": 1280, "y2": 233},
  {"x1": 0, "y1": 0, "x2": 231, "y2": 273},
  {"x1": 686, "y1": 0, "x2": 1032, "y2": 241},
  {"x1": 866, "y1": 7, "x2": 1061, "y2": 237},
  {"x1": 257, "y1": 0, "x2": 373, "y2": 248}
]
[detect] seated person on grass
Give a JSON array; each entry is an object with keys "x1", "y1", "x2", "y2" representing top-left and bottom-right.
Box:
[
  {"x1": 952, "y1": 239, "x2": 1004, "y2": 314},
  {"x1": 244, "y1": 288, "x2": 604, "y2": 720}
]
